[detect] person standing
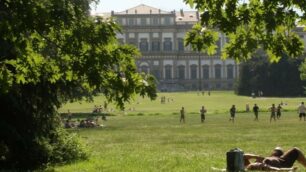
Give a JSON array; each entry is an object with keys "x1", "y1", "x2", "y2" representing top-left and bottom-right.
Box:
[
  {"x1": 276, "y1": 104, "x2": 282, "y2": 119},
  {"x1": 298, "y1": 102, "x2": 306, "y2": 121},
  {"x1": 253, "y1": 104, "x2": 259, "y2": 121},
  {"x1": 246, "y1": 104, "x2": 250, "y2": 112},
  {"x1": 180, "y1": 107, "x2": 185, "y2": 123},
  {"x1": 270, "y1": 104, "x2": 277, "y2": 123},
  {"x1": 200, "y1": 106, "x2": 207, "y2": 123},
  {"x1": 229, "y1": 105, "x2": 236, "y2": 123}
]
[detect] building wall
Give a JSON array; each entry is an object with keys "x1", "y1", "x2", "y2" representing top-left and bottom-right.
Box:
[{"x1": 108, "y1": 5, "x2": 305, "y2": 91}]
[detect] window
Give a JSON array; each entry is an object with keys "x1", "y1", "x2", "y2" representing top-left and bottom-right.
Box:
[
  {"x1": 165, "y1": 65, "x2": 172, "y2": 79},
  {"x1": 118, "y1": 38, "x2": 124, "y2": 44},
  {"x1": 215, "y1": 64, "x2": 221, "y2": 79},
  {"x1": 151, "y1": 40, "x2": 160, "y2": 51},
  {"x1": 178, "y1": 38, "x2": 184, "y2": 51},
  {"x1": 203, "y1": 65, "x2": 209, "y2": 79},
  {"x1": 216, "y1": 38, "x2": 221, "y2": 54},
  {"x1": 141, "y1": 18, "x2": 147, "y2": 25},
  {"x1": 116, "y1": 18, "x2": 123, "y2": 25},
  {"x1": 227, "y1": 64, "x2": 234, "y2": 79},
  {"x1": 152, "y1": 18, "x2": 159, "y2": 25},
  {"x1": 128, "y1": 39, "x2": 137, "y2": 47},
  {"x1": 164, "y1": 17, "x2": 171, "y2": 25},
  {"x1": 128, "y1": 18, "x2": 135, "y2": 25},
  {"x1": 139, "y1": 38, "x2": 148, "y2": 52},
  {"x1": 163, "y1": 38, "x2": 172, "y2": 51},
  {"x1": 140, "y1": 65, "x2": 149, "y2": 74},
  {"x1": 177, "y1": 65, "x2": 185, "y2": 79},
  {"x1": 190, "y1": 65, "x2": 197, "y2": 79},
  {"x1": 152, "y1": 68, "x2": 161, "y2": 80}
]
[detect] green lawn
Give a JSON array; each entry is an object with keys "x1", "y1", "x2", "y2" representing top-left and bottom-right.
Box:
[{"x1": 54, "y1": 91, "x2": 306, "y2": 172}]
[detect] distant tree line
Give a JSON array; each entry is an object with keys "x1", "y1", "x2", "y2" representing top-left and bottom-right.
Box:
[{"x1": 235, "y1": 54, "x2": 306, "y2": 97}]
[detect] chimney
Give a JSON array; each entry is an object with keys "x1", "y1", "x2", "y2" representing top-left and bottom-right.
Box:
[
  {"x1": 135, "y1": 9, "x2": 137, "y2": 14},
  {"x1": 180, "y1": 9, "x2": 184, "y2": 17},
  {"x1": 111, "y1": 10, "x2": 114, "y2": 16},
  {"x1": 126, "y1": 10, "x2": 128, "y2": 14}
]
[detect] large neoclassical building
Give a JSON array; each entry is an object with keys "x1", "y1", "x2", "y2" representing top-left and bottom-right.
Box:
[{"x1": 99, "y1": 4, "x2": 306, "y2": 91}]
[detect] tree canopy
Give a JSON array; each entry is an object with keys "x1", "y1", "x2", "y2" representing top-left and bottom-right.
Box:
[
  {"x1": 0, "y1": 0, "x2": 156, "y2": 169},
  {"x1": 184, "y1": 0, "x2": 306, "y2": 62},
  {"x1": 236, "y1": 54, "x2": 306, "y2": 96}
]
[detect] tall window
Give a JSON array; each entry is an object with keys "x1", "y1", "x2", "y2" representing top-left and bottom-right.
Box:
[
  {"x1": 178, "y1": 38, "x2": 184, "y2": 51},
  {"x1": 140, "y1": 65, "x2": 149, "y2": 74},
  {"x1": 227, "y1": 64, "x2": 234, "y2": 79},
  {"x1": 152, "y1": 68, "x2": 160, "y2": 80},
  {"x1": 152, "y1": 18, "x2": 159, "y2": 25},
  {"x1": 190, "y1": 65, "x2": 197, "y2": 79},
  {"x1": 128, "y1": 18, "x2": 135, "y2": 25},
  {"x1": 139, "y1": 38, "x2": 148, "y2": 52},
  {"x1": 177, "y1": 65, "x2": 185, "y2": 79},
  {"x1": 216, "y1": 38, "x2": 221, "y2": 54},
  {"x1": 151, "y1": 40, "x2": 160, "y2": 51},
  {"x1": 118, "y1": 38, "x2": 124, "y2": 44},
  {"x1": 165, "y1": 65, "x2": 172, "y2": 79},
  {"x1": 164, "y1": 17, "x2": 171, "y2": 25},
  {"x1": 215, "y1": 64, "x2": 221, "y2": 79},
  {"x1": 140, "y1": 18, "x2": 147, "y2": 25},
  {"x1": 203, "y1": 65, "x2": 210, "y2": 79},
  {"x1": 163, "y1": 38, "x2": 172, "y2": 51},
  {"x1": 116, "y1": 18, "x2": 123, "y2": 25},
  {"x1": 128, "y1": 39, "x2": 137, "y2": 47}
]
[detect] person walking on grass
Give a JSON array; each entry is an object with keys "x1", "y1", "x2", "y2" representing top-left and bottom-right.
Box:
[
  {"x1": 229, "y1": 105, "x2": 236, "y2": 123},
  {"x1": 200, "y1": 106, "x2": 207, "y2": 123},
  {"x1": 277, "y1": 104, "x2": 282, "y2": 119},
  {"x1": 180, "y1": 107, "x2": 185, "y2": 123},
  {"x1": 253, "y1": 104, "x2": 259, "y2": 121},
  {"x1": 270, "y1": 104, "x2": 277, "y2": 123},
  {"x1": 298, "y1": 102, "x2": 306, "y2": 121}
]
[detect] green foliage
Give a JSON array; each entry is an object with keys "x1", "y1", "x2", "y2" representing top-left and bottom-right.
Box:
[
  {"x1": 300, "y1": 59, "x2": 306, "y2": 93},
  {"x1": 0, "y1": 0, "x2": 156, "y2": 170},
  {"x1": 49, "y1": 128, "x2": 89, "y2": 164},
  {"x1": 236, "y1": 55, "x2": 306, "y2": 96},
  {"x1": 185, "y1": 23, "x2": 219, "y2": 54},
  {"x1": 184, "y1": 0, "x2": 306, "y2": 61}
]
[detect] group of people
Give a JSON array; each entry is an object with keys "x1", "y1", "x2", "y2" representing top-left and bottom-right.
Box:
[
  {"x1": 64, "y1": 117, "x2": 102, "y2": 128},
  {"x1": 63, "y1": 108, "x2": 107, "y2": 128},
  {"x1": 160, "y1": 96, "x2": 174, "y2": 104},
  {"x1": 179, "y1": 102, "x2": 306, "y2": 124}
]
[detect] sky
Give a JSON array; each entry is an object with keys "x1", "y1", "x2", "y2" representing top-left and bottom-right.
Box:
[{"x1": 91, "y1": 0, "x2": 195, "y2": 13}]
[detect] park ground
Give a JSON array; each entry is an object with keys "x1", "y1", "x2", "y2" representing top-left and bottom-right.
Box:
[{"x1": 53, "y1": 91, "x2": 306, "y2": 172}]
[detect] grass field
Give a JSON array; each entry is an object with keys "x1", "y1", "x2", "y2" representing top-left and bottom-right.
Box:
[{"x1": 54, "y1": 91, "x2": 306, "y2": 172}]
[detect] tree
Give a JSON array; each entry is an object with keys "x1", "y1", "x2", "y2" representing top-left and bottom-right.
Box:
[
  {"x1": 184, "y1": 0, "x2": 306, "y2": 61},
  {"x1": 184, "y1": 0, "x2": 306, "y2": 94},
  {"x1": 236, "y1": 55, "x2": 306, "y2": 96},
  {"x1": 0, "y1": 0, "x2": 156, "y2": 170}
]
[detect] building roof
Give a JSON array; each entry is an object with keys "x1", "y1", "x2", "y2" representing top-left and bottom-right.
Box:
[
  {"x1": 95, "y1": 4, "x2": 199, "y2": 23},
  {"x1": 115, "y1": 4, "x2": 172, "y2": 15},
  {"x1": 175, "y1": 10, "x2": 198, "y2": 22}
]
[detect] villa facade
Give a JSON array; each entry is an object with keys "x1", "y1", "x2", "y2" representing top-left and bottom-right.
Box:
[{"x1": 99, "y1": 4, "x2": 306, "y2": 91}]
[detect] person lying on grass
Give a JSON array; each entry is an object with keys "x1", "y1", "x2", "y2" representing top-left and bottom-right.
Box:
[{"x1": 244, "y1": 147, "x2": 306, "y2": 171}]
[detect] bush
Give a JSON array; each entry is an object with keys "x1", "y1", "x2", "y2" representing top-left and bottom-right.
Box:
[{"x1": 49, "y1": 128, "x2": 89, "y2": 164}]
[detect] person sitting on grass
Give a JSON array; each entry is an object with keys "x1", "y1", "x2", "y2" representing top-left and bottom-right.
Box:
[{"x1": 244, "y1": 147, "x2": 306, "y2": 171}]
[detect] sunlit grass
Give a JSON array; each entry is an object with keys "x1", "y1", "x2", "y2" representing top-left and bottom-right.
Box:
[{"x1": 54, "y1": 91, "x2": 306, "y2": 172}]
